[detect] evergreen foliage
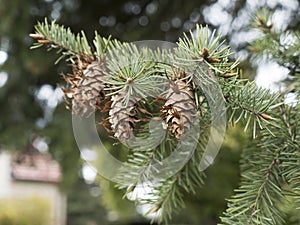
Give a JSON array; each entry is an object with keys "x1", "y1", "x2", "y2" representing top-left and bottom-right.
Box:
[
  {"x1": 220, "y1": 9, "x2": 300, "y2": 225},
  {"x1": 30, "y1": 19, "x2": 114, "y2": 64},
  {"x1": 248, "y1": 9, "x2": 300, "y2": 95},
  {"x1": 29, "y1": 10, "x2": 299, "y2": 224}
]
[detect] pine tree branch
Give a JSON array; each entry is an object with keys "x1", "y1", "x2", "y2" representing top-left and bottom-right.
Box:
[
  {"x1": 117, "y1": 123, "x2": 209, "y2": 224},
  {"x1": 104, "y1": 43, "x2": 169, "y2": 104},
  {"x1": 221, "y1": 141, "x2": 285, "y2": 224},
  {"x1": 280, "y1": 106, "x2": 296, "y2": 142},
  {"x1": 175, "y1": 24, "x2": 239, "y2": 76},
  {"x1": 117, "y1": 132, "x2": 167, "y2": 190},
  {"x1": 147, "y1": 136, "x2": 208, "y2": 224},
  {"x1": 249, "y1": 9, "x2": 300, "y2": 82},
  {"x1": 175, "y1": 24, "x2": 282, "y2": 137},
  {"x1": 247, "y1": 154, "x2": 282, "y2": 225},
  {"x1": 278, "y1": 104, "x2": 300, "y2": 212},
  {"x1": 223, "y1": 80, "x2": 281, "y2": 137},
  {"x1": 220, "y1": 104, "x2": 300, "y2": 225},
  {"x1": 30, "y1": 17, "x2": 300, "y2": 225},
  {"x1": 30, "y1": 19, "x2": 94, "y2": 64},
  {"x1": 30, "y1": 19, "x2": 114, "y2": 64}
]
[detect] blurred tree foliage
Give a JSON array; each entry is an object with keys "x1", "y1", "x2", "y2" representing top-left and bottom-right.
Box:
[
  {"x1": 1, "y1": 0, "x2": 299, "y2": 224},
  {"x1": 67, "y1": 177, "x2": 109, "y2": 225}
]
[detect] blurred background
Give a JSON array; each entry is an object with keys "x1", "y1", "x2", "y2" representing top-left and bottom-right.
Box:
[{"x1": 0, "y1": 0, "x2": 299, "y2": 224}]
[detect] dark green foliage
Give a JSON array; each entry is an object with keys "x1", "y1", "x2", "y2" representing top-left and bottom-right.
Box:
[{"x1": 67, "y1": 177, "x2": 109, "y2": 225}]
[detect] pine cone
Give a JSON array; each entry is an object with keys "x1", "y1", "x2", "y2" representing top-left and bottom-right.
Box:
[
  {"x1": 109, "y1": 92, "x2": 138, "y2": 144},
  {"x1": 72, "y1": 60, "x2": 106, "y2": 116},
  {"x1": 62, "y1": 59, "x2": 106, "y2": 117},
  {"x1": 161, "y1": 79, "x2": 196, "y2": 139}
]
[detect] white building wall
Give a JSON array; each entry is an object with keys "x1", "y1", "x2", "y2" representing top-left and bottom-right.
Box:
[
  {"x1": 0, "y1": 151, "x2": 66, "y2": 225},
  {"x1": 0, "y1": 151, "x2": 12, "y2": 197}
]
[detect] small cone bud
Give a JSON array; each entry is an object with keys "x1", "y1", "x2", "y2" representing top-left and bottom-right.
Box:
[
  {"x1": 256, "y1": 16, "x2": 264, "y2": 25},
  {"x1": 29, "y1": 33, "x2": 45, "y2": 39},
  {"x1": 201, "y1": 47, "x2": 209, "y2": 58},
  {"x1": 38, "y1": 39, "x2": 51, "y2": 44},
  {"x1": 127, "y1": 185, "x2": 136, "y2": 193},
  {"x1": 260, "y1": 113, "x2": 275, "y2": 120},
  {"x1": 150, "y1": 205, "x2": 161, "y2": 213},
  {"x1": 206, "y1": 58, "x2": 221, "y2": 63},
  {"x1": 127, "y1": 77, "x2": 134, "y2": 83},
  {"x1": 223, "y1": 73, "x2": 238, "y2": 78}
]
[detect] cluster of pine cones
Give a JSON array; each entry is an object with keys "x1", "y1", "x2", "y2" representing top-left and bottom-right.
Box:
[{"x1": 62, "y1": 56, "x2": 198, "y2": 144}]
